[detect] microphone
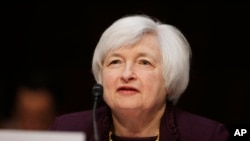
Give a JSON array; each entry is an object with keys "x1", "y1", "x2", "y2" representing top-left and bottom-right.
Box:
[{"x1": 92, "y1": 83, "x2": 103, "y2": 141}]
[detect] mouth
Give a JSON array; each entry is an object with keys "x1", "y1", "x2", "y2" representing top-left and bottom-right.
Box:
[{"x1": 117, "y1": 86, "x2": 139, "y2": 95}]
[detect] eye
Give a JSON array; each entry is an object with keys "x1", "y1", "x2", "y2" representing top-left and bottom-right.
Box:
[
  {"x1": 139, "y1": 60, "x2": 152, "y2": 65},
  {"x1": 109, "y1": 60, "x2": 121, "y2": 65}
]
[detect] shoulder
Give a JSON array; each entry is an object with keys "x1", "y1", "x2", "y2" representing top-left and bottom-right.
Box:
[
  {"x1": 175, "y1": 108, "x2": 221, "y2": 127},
  {"x1": 49, "y1": 106, "x2": 107, "y2": 131},
  {"x1": 174, "y1": 108, "x2": 229, "y2": 141}
]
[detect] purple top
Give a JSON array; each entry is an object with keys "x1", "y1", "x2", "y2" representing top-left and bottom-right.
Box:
[{"x1": 49, "y1": 106, "x2": 229, "y2": 141}]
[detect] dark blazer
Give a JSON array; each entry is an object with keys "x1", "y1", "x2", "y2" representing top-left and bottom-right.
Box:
[{"x1": 49, "y1": 106, "x2": 229, "y2": 141}]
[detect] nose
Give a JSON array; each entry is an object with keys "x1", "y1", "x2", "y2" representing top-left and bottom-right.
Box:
[{"x1": 121, "y1": 64, "x2": 136, "y2": 82}]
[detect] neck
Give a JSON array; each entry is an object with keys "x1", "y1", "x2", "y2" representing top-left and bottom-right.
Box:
[{"x1": 111, "y1": 104, "x2": 166, "y2": 137}]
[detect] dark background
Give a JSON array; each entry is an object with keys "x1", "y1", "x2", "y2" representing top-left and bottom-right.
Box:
[{"x1": 1, "y1": 1, "x2": 249, "y2": 132}]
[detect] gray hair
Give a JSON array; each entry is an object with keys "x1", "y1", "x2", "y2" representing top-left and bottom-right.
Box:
[{"x1": 92, "y1": 15, "x2": 191, "y2": 104}]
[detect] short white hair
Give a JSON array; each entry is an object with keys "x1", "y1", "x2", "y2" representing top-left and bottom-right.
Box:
[{"x1": 92, "y1": 15, "x2": 191, "y2": 104}]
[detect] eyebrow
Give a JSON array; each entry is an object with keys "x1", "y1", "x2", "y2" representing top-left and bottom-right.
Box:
[
  {"x1": 103, "y1": 53, "x2": 122, "y2": 64},
  {"x1": 137, "y1": 52, "x2": 155, "y2": 58},
  {"x1": 107, "y1": 52, "x2": 158, "y2": 62}
]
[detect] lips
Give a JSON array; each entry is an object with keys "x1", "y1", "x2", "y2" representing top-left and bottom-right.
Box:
[{"x1": 117, "y1": 86, "x2": 139, "y2": 95}]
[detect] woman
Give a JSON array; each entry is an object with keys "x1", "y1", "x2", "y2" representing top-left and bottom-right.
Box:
[{"x1": 50, "y1": 14, "x2": 229, "y2": 141}]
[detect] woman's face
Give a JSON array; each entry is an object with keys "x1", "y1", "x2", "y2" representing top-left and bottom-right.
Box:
[{"x1": 102, "y1": 34, "x2": 167, "y2": 111}]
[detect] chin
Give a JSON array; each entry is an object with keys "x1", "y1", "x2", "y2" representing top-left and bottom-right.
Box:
[
  {"x1": 113, "y1": 102, "x2": 142, "y2": 111},
  {"x1": 105, "y1": 96, "x2": 143, "y2": 110}
]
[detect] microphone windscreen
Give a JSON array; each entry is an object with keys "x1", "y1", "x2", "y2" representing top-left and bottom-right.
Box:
[{"x1": 92, "y1": 83, "x2": 103, "y2": 97}]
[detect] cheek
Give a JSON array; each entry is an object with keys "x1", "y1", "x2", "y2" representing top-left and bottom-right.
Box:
[
  {"x1": 142, "y1": 71, "x2": 166, "y2": 95},
  {"x1": 102, "y1": 70, "x2": 115, "y2": 84},
  {"x1": 141, "y1": 71, "x2": 164, "y2": 86},
  {"x1": 102, "y1": 70, "x2": 119, "y2": 105},
  {"x1": 102, "y1": 69, "x2": 120, "y2": 93}
]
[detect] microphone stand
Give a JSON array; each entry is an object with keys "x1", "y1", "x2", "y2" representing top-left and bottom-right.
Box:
[
  {"x1": 92, "y1": 84, "x2": 103, "y2": 141},
  {"x1": 93, "y1": 96, "x2": 99, "y2": 141}
]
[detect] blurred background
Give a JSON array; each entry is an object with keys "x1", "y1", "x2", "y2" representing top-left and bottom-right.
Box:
[{"x1": 1, "y1": 1, "x2": 249, "y2": 131}]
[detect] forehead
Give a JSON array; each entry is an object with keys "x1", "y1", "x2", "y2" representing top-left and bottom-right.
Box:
[{"x1": 106, "y1": 34, "x2": 161, "y2": 57}]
